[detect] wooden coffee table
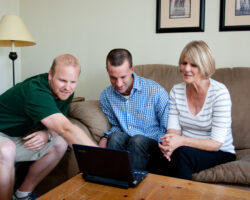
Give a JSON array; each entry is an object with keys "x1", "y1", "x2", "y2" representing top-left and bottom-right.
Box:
[{"x1": 38, "y1": 173, "x2": 249, "y2": 200}]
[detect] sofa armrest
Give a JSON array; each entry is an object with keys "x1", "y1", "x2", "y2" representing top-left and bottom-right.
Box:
[{"x1": 67, "y1": 100, "x2": 111, "y2": 143}]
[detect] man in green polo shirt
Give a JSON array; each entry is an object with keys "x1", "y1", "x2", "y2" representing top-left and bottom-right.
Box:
[{"x1": 0, "y1": 54, "x2": 96, "y2": 200}]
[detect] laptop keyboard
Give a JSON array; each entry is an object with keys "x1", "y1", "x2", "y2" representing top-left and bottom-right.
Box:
[{"x1": 133, "y1": 170, "x2": 147, "y2": 181}]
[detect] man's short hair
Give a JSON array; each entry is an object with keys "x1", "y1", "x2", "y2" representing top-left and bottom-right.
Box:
[
  {"x1": 50, "y1": 54, "x2": 80, "y2": 75},
  {"x1": 106, "y1": 49, "x2": 133, "y2": 68}
]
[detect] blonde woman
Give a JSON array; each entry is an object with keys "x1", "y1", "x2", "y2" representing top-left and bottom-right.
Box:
[{"x1": 159, "y1": 40, "x2": 236, "y2": 180}]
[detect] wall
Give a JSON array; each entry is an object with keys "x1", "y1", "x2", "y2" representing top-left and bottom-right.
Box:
[
  {"x1": 0, "y1": 0, "x2": 20, "y2": 94},
  {"x1": 20, "y1": 0, "x2": 250, "y2": 100}
]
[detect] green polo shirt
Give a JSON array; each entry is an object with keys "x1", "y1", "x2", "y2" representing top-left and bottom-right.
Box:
[{"x1": 0, "y1": 73, "x2": 73, "y2": 137}]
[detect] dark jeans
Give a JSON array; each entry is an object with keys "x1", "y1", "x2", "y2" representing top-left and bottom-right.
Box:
[
  {"x1": 107, "y1": 132, "x2": 158, "y2": 170},
  {"x1": 148, "y1": 146, "x2": 236, "y2": 180}
]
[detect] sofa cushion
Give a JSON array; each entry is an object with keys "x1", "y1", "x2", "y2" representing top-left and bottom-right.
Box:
[
  {"x1": 67, "y1": 100, "x2": 111, "y2": 142},
  {"x1": 192, "y1": 149, "x2": 250, "y2": 185}
]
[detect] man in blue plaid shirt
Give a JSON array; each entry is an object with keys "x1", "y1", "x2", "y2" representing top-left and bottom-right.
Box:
[{"x1": 99, "y1": 49, "x2": 169, "y2": 170}]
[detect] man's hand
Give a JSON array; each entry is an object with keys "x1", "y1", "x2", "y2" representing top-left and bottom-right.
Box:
[
  {"x1": 98, "y1": 138, "x2": 108, "y2": 148},
  {"x1": 23, "y1": 130, "x2": 50, "y2": 151}
]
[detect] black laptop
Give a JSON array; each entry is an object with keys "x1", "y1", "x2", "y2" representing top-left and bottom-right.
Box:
[{"x1": 72, "y1": 144, "x2": 148, "y2": 188}]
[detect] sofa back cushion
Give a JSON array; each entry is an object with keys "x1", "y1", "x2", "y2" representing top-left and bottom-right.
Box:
[
  {"x1": 212, "y1": 67, "x2": 250, "y2": 150},
  {"x1": 135, "y1": 64, "x2": 250, "y2": 150},
  {"x1": 135, "y1": 64, "x2": 183, "y2": 92}
]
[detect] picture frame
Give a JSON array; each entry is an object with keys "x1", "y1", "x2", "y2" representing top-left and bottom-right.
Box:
[
  {"x1": 220, "y1": 0, "x2": 250, "y2": 31},
  {"x1": 156, "y1": 0, "x2": 205, "y2": 33}
]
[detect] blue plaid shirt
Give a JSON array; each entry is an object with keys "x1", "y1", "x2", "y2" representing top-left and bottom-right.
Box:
[{"x1": 100, "y1": 73, "x2": 169, "y2": 142}]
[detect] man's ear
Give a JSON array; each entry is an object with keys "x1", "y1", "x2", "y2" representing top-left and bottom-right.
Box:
[
  {"x1": 48, "y1": 69, "x2": 53, "y2": 81},
  {"x1": 131, "y1": 66, "x2": 135, "y2": 72}
]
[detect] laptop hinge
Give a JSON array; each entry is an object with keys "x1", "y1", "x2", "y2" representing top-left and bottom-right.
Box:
[{"x1": 83, "y1": 173, "x2": 130, "y2": 188}]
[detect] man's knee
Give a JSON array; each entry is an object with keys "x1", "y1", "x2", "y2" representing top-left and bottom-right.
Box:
[
  {"x1": 109, "y1": 132, "x2": 125, "y2": 140},
  {"x1": 127, "y1": 135, "x2": 158, "y2": 156},
  {"x1": 107, "y1": 132, "x2": 130, "y2": 150},
  {"x1": 0, "y1": 140, "x2": 16, "y2": 165},
  {"x1": 50, "y1": 136, "x2": 68, "y2": 155},
  {"x1": 108, "y1": 132, "x2": 127, "y2": 145},
  {"x1": 129, "y1": 135, "x2": 157, "y2": 150},
  {"x1": 129, "y1": 135, "x2": 147, "y2": 146}
]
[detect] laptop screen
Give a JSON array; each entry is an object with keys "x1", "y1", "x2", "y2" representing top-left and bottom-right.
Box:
[{"x1": 73, "y1": 144, "x2": 135, "y2": 183}]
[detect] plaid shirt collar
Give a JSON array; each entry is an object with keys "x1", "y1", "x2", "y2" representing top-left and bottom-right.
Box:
[{"x1": 112, "y1": 72, "x2": 141, "y2": 97}]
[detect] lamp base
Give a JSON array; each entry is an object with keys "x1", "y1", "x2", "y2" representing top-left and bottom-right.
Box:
[{"x1": 9, "y1": 52, "x2": 18, "y2": 86}]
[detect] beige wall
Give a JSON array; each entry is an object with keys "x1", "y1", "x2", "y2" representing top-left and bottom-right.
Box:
[
  {"x1": 2, "y1": 0, "x2": 250, "y2": 99},
  {"x1": 0, "y1": 0, "x2": 20, "y2": 93}
]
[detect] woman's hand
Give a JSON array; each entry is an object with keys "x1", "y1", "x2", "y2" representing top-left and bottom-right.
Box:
[
  {"x1": 160, "y1": 131, "x2": 223, "y2": 161},
  {"x1": 23, "y1": 130, "x2": 50, "y2": 151},
  {"x1": 159, "y1": 142, "x2": 172, "y2": 161},
  {"x1": 159, "y1": 133, "x2": 184, "y2": 161}
]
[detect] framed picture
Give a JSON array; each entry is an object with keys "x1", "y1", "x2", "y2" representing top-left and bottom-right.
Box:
[
  {"x1": 220, "y1": 0, "x2": 250, "y2": 31},
  {"x1": 156, "y1": 0, "x2": 205, "y2": 33}
]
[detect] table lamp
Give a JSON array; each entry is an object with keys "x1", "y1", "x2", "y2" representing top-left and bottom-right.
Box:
[{"x1": 0, "y1": 15, "x2": 36, "y2": 86}]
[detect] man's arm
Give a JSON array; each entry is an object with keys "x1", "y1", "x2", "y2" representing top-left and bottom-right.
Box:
[
  {"x1": 99, "y1": 90, "x2": 122, "y2": 148},
  {"x1": 100, "y1": 91, "x2": 122, "y2": 134},
  {"x1": 41, "y1": 113, "x2": 97, "y2": 148},
  {"x1": 156, "y1": 88, "x2": 170, "y2": 141}
]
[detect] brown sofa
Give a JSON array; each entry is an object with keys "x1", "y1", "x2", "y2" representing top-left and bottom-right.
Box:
[{"x1": 35, "y1": 64, "x2": 250, "y2": 194}]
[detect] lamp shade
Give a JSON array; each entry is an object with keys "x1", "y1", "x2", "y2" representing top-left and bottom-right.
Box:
[{"x1": 0, "y1": 15, "x2": 35, "y2": 47}]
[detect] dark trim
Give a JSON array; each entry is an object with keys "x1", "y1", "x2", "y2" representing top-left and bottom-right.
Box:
[
  {"x1": 156, "y1": 0, "x2": 205, "y2": 33},
  {"x1": 219, "y1": 0, "x2": 250, "y2": 31}
]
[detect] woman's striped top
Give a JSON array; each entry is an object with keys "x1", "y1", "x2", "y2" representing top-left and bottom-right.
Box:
[{"x1": 168, "y1": 78, "x2": 235, "y2": 154}]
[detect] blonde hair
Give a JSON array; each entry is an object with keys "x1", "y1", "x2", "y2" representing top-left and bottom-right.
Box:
[
  {"x1": 50, "y1": 54, "x2": 80, "y2": 75},
  {"x1": 179, "y1": 40, "x2": 215, "y2": 78}
]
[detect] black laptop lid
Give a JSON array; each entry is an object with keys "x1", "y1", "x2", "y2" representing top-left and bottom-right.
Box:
[{"x1": 73, "y1": 144, "x2": 135, "y2": 184}]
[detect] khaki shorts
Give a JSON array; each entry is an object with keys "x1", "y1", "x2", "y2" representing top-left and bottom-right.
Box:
[{"x1": 0, "y1": 132, "x2": 59, "y2": 162}]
